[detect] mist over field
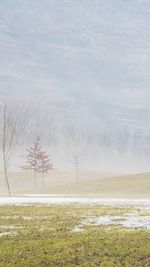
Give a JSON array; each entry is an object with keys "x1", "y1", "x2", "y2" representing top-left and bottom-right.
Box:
[
  {"x1": 1, "y1": 3, "x2": 150, "y2": 266},
  {"x1": 0, "y1": 0, "x2": 150, "y2": 173}
]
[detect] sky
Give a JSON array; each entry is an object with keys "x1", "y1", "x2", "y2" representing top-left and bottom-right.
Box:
[
  {"x1": 0, "y1": 0, "x2": 150, "y2": 171},
  {"x1": 0, "y1": 0, "x2": 150, "y2": 105}
]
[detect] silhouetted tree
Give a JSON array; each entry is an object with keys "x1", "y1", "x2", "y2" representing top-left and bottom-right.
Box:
[
  {"x1": 1, "y1": 103, "x2": 19, "y2": 196},
  {"x1": 63, "y1": 123, "x2": 89, "y2": 184}
]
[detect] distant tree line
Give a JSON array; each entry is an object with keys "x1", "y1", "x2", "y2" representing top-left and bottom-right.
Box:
[{"x1": 1, "y1": 101, "x2": 150, "y2": 196}]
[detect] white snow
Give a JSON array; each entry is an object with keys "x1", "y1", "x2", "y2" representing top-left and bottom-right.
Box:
[
  {"x1": 1, "y1": 197, "x2": 150, "y2": 206},
  {"x1": 0, "y1": 225, "x2": 23, "y2": 229},
  {"x1": 0, "y1": 231, "x2": 17, "y2": 237},
  {"x1": 121, "y1": 214, "x2": 150, "y2": 230},
  {"x1": 22, "y1": 216, "x2": 51, "y2": 220},
  {"x1": 83, "y1": 216, "x2": 114, "y2": 226},
  {"x1": 73, "y1": 213, "x2": 150, "y2": 232}
]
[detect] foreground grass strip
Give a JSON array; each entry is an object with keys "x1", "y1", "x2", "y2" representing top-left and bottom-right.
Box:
[{"x1": 0, "y1": 205, "x2": 150, "y2": 267}]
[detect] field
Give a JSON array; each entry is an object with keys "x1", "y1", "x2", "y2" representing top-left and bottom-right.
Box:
[
  {"x1": 0, "y1": 170, "x2": 150, "y2": 198},
  {"x1": 0, "y1": 204, "x2": 150, "y2": 267},
  {"x1": 1, "y1": 171, "x2": 150, "y2": 266}
]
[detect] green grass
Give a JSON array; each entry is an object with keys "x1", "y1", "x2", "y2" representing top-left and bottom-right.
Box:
[{"x1": 0, "y1": 205, "x2": 150, "y2": 267}]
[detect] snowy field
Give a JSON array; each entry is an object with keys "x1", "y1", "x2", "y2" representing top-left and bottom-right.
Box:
[
  {"x1": 1, "y1": 199, "x2": 150, "y2": 266},
  {"x1": 1, "y1": 195, "x2": 150, "y2": 207},
  {"x1": 1, "y1": 196, "x2": 150, "y2": 231}
]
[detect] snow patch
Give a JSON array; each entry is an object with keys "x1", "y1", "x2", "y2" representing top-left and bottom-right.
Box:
[
  {"x1": 0, "y1": 231, "x2": 17, "y2": 237},
  {"x1": 73, "y1": 213, "x2": 150, "y2": 232},
  {"x1": 0, "y1": 225, "x2": 23, "y2": 229}
]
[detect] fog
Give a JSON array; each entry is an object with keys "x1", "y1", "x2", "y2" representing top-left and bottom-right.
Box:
[{"x1": 0, "y1": 0, "x2": 150, "y2": 173}]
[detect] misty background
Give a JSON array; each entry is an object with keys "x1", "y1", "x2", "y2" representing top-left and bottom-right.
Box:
[{"x1": 0, "y1": 0, "x2": 150, "y2": 173}]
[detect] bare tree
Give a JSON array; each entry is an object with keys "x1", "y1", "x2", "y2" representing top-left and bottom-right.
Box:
[
  {"x1": 63, "y1": 124, "x2": 89, "y2": 184},
  {"x1": 70, "y1": 152, "x2": 80, "y2": 184},
  {"x1": 1, "y1": 103, "x2": 18, "y2": 196}
]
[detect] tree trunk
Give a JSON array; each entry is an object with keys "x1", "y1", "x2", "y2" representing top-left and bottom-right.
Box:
[
  {"x1": 34, "y1": 171, "x2": 37, "y2": 192},
  {"x1": 3, "y1": 157, "x2": 11, "y2": 197},
  {"x1": 42, "y1": 171, "x2": 45, "y2": 191},
  {"x1": 75, "y1": 159, "x2": 79, "y2": 184},
  {"x1": 3, "y1": 104, "x2": 11, "y2": 197}
]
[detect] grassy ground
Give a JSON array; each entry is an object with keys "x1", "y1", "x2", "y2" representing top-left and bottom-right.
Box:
[
  {"x1": 0, "y1": 170, "x2": 150, "y2": 198},
  {"x1": 0, "y1": 170, "x2": 114, "y2": 196},
  {"x1": 0, "y1": 205, "x2": 150, "y2": 267}
]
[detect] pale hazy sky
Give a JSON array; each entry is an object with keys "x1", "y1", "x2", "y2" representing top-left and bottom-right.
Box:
[
  {"x1": 1, "y1": 0, "x2": 150, "y2": 172},
  {"x1": 0, "y1": 0, "x2": 150, "y2": 128}
]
